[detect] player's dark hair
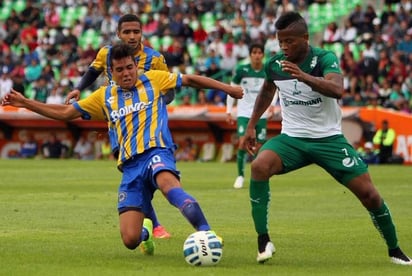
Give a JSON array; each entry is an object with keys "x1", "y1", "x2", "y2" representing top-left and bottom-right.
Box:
[
  {"x1": 275, "y1": 11, "x2": 307, "y2": 33},
  {"x1": 117, "y1": 13, "x2": 142, "y2": 31},
  {"x1": 110, "y1": 43, "x2": 135, "y2": 66},
  {"x1": 249, "y1": 43, "x2": 264, "y2": 54}
]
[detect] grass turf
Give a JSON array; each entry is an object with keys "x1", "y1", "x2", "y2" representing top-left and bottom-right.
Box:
[{"x1": 0, "y1": 159, "x2": 411, "y2": 275}]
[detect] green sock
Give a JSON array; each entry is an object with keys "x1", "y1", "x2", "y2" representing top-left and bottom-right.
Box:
[
  {"x1": 249, "y1": 179, "x2": 270, "y2": 235},
  {"x1": 237, "y1": 149, "x2": 246, "y2": 177},
  {"x1": 369, "y1": 201, "x2": 398, "y2": 249}
]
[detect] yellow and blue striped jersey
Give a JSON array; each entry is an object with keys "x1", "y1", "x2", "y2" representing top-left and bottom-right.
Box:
[
  {"x1": 73, "y1": 70, "x2": 182, "y2": 166},
  {"x1": 90, "y1": 43, "x2": 168, "y2": 82}
]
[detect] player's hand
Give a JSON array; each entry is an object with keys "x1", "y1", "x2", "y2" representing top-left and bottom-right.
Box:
[
  {"x1": 226, "y1": 113, "x2": 235, "y2": 125},
  {"x1": 281, "y1": 60, "x2": 306, "y2": 81},
  {"x1": 65, "y1": 89, "x2": 81, "y2": 104},
  {"x1": 227, "y1": 86, "x2": 243, "y2": 99},
  {"x1": 1, "y1": 89, "x2": 27, "y2": 107},
  {"x1": 243, "y1": 128, "x2": 257, "y2": 155}
]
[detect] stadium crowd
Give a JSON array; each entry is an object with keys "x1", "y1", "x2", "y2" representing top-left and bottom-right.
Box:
[{"x1": 0, "y1": 0, "x2": 411, "y2": 110}]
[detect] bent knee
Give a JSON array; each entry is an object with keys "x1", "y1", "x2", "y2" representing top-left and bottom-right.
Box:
[{"x1": 121, "y1": 232, "x2": 140, "y2": 250}]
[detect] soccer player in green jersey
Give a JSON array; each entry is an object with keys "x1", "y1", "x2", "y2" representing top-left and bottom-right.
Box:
[
  {"x1": 226, "y1": 43, "x2": 275, "y2": 189},
  {"x1": 2, "y1": 43, "x2": 242, "y2": 255},
  {"x1": 66, "y1": 14, "x2": 173, "y2": 239},
  {"x1": 243, "y1": 11, "x2": 411, "y2": 265}
]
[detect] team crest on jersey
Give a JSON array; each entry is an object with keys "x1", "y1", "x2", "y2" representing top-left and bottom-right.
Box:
[
  {"x1": 310, "y1": 56, "x2": 318, "y2": 68},
  {"x1": 123, "y1": 91, "x2": 133, "y2": 100}
]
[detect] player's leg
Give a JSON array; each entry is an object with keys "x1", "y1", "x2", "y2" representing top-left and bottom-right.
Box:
[
  {"x1": 234, "y1": 117, "x2": 248, "y2": 188},
  {"x1": 151, "y1": 149, "x2": 212, "y2": 231},
  {"x1": 250, "y1": 134, "x2": 309, "y2": 263},
  {"x1": 146, "y1": 203, "x2": 171, "y2": 239},
  {"x1": 119, "y1": 209, "x2": 147, "y2": 249},
  {"x1": 117, "y1": 158, "x2": 155, "y2": 254},
  {"x1": 347, "y1": 174, "x2": 411, "y2": 265},
  {"x1": 313, "y1": 135, "x2": 411, "y2": 265}
]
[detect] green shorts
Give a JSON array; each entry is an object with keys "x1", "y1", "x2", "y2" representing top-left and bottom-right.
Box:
[
  {"x1": 238, "y1": 117, "x2": 267, "y2": 143},
  {"x1": 260, "y1": 134, "x2": 368, "y2": 185}
]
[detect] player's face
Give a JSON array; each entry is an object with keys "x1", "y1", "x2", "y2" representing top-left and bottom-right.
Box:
[
  {"x1": 250, "y1": 48, "x2": 264, "y2": 65},
  {"x1": 277, "y1": 27, "x2": 309, "y2": 64},
  {"x1": 117, "y1": 21, "x2": 142, "y2": 51},
  {"x1": 111, "y1": 56, "x2": 138, "y2": 90}
]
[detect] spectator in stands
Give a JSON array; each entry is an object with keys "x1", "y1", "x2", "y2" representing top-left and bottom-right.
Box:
[
  {"x1": 322, "y1": 22, "x2": 342, "y2": 45},
  {"x1": 381, "y1": 13, "x2": 403, "y2": 42},
  {"x1": 358, "y1": 141, "x2": 380, "y2": 164},
  {"x1": 73, "y1": 136, "x2": 95, "y2": 160},
  {"x1": 233, "y1": 38, "x2": 250, "y2": 61},
  {"x1": 175, "y1": 137, "x2": 198, "y2": 162},
  {"x1": 32, "y1": 76, "x2": 52, "y2": 103},
  {"x1": 0, "y1": 71, "x2": 13, "y2": 100},
  {"x1": 373, "y1": 120, "x2": 396, "y2": 164},
  {"x1": 220, "y1": 47, "x2": 237, "y2": 76},
  {"x1": 97, "y1": 135, "x2": 114, "y2": 160},
  {"x1": 363, "y1": 4, "x2": 378, "y2": 34},
  {"x1": 340, "y1": 19, "x2": 358, "y2": 44},
  {"x1": 349, "y1": 4, "x2": 366, "y2": 34},
  {"x1": 46, "y1": 86, "x2": 64, "y2": 104},
  {"x1": 19, "y1": 133, "x2": 38, "y2": 158},
  {"x1": 196, "y1": 89, "x2": 208, "y2": 106},
  {"x1": 192, "y1": 21, "x2": 209, "y2": 45},
  {"x1": 41, "y1": 133, "x2": 69, "y2": 159}
]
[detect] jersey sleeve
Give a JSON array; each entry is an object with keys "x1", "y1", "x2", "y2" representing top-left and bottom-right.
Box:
[
  {"x1": 73, "y1": 86, "x2": 107, "y2": 121},
  {"x1": 145, "y1": 70, "x2": 181, "y2": 94},
  {"x1": 231, "y1": 65, "x2": 243, "y2": 85},
  {"x1": 320, "y1": 51, "x2": 342, "y2": 75},
  {"x1": 152, "y1": 53, "x2": 169, "y2": 72},
  {"x1": 89, "y1": 46, "x2": 110, "y2": 72}
]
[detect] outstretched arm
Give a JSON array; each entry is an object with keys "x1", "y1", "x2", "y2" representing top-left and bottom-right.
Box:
[
  {"x1": 65, "y1": 69, "x2": 102, "y2": 104},
  {"x1": 2, "y1": 89, "x2": 82, "y2": 121},
  {"x1": 181, "y1": 74, "x2": 243, "y2": 99}
]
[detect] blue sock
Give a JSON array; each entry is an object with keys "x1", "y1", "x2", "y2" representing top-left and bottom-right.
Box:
[
  {"x1": 146, "y1": 204, "x2": 160, "y2": 228},
  {"x1": 140, "y1": 227, "x2": 149, "y2": 243},
  {"x1": 167, "y1": 187, "x2": 210, "y2": 231}
]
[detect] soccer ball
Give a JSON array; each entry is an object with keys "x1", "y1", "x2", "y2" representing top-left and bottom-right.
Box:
[{"x1": 183, "y1": 230, "x2": 223, "y2": 266}]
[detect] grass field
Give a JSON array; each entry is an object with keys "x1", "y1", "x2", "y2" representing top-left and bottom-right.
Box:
[{"x1": 1, "y1": 159, "x2": 411, "y2": 275}]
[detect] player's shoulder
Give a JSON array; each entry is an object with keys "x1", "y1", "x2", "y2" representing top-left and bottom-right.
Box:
[
  {"x1": 97, "y1": 44, "x2": 112, "y2": 55},
  {"x1": 142, "y1": 45, "x2": 162, "y2": 58},
  {"x1": 311, "y1": 46, "x2": 338, "y2": 60}
]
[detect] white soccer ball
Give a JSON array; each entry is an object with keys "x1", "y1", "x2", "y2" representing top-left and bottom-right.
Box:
[{"x1": 183, "y1": 230, "x2": 223, "y2": 266}]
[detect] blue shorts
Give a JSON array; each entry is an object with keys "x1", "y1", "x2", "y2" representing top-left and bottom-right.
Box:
[{"x1": 117, "y1": 147, "x2": 180, "y2": 215}]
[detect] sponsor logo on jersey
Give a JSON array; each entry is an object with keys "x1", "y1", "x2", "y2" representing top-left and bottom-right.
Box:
[
  {"x1": 283, "y1": 97, "x2": 322, "y2": 107},
  {"x1": 110, "y1": 101, "x2": 152, "y2": 121}
]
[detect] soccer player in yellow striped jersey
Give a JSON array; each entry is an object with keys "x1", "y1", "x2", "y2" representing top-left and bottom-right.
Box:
[
  {"x1": 65, "y1": 14, "x2": 173, "y2": 239},
  {"x1": 2, "y1": 43, "x2": 243, "y2": 255}
]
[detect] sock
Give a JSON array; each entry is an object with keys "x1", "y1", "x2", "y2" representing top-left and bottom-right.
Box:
[
  {"x1": 140, "y1": 226, "x2": 149, "y2": 243},
  {"x1": 249, "y1": 179, "x2": 270, "y2": 235},
  {"x1": 237, "y1": 149, "x2": 246, "y2": 177},
  {"x1": 146, "y1": 204, "x2": 160, "y2": 228},
  {"x1": 167, "y1": 187, "x2": 210, "y2": 231},
  {"x1": 368, "y1": 200, "x2": 398, "y2": 249}
]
